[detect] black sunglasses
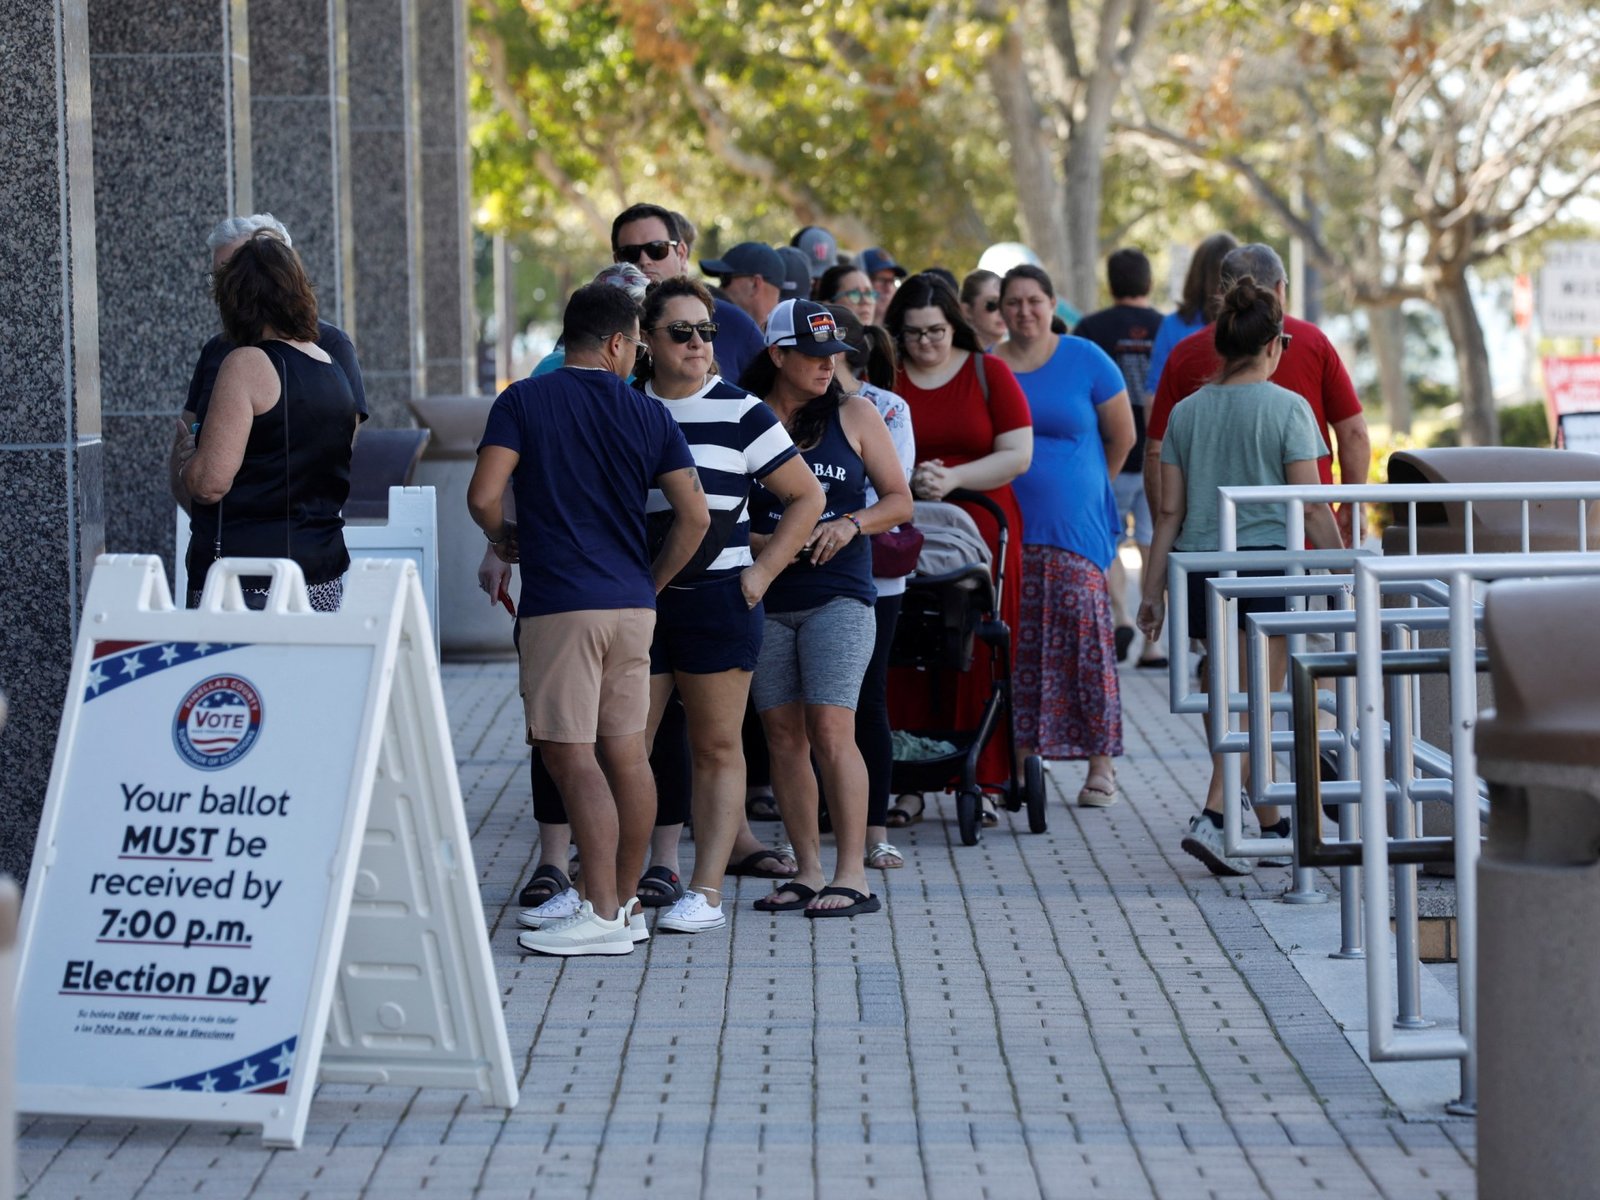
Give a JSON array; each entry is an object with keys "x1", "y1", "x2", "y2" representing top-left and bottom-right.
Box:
[
  {"x1": 982, "y1": 299, "x2": 1000, "y2": 313},
  {"x1": 649, "y1": 321, "x2": 718, "y2": 344},
  {"x1": 616, "y1": 239, "x2": 679, "y2": 264}
]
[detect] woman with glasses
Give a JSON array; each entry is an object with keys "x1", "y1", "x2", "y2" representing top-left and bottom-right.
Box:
[
  {"x1": 1137, "y1": 276, "x2": 1340, "y2": 875},
  {"x1": 882, "y1": 273, "x2": 1033, "y2": 825},
  {"x1": 818, "y1": 263, "x2": 877, "y2": 329},
  {"x1": 960, "y1": 269, "x2": 1007, "y2": 350},
  {"x1": 626, "y1": 277, "x2": 826, "y2": 933},
  {"x1": 993, "y1": 264, "x2": 1134, "y2": 809},
  {"x1": 741, "y1": 299, "x2": 914, "y2": 916}
]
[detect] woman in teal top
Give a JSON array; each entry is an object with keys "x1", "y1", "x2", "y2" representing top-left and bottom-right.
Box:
[
  {"x1": 1137, "y1": 276, "x2": 1341, "y2": 878},
  {"x1": 994, "y1": 265, "x2": 1136, "y2": 808}
]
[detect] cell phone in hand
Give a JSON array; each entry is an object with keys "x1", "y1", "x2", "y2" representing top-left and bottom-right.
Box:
[{"x1": 496, "y1": 579, "x2": 515, "y2": 616}]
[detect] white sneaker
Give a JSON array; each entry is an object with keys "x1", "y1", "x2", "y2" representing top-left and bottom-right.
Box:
[
  {"x1": 517, "y1": 886, "x2": 580, "y2": 929},
  {"x1": 656, "y1": 890, "x2": 727, "y2": 934},
  {"x1": 1180, "y1": 814, "x2": 1254, "y2": 876},
  {"x1": 518, "y1": 901, "x2": 633, "y2": 956},
  {"x1": 621, "y1": 900, "x2": 649, "y2": 944}
]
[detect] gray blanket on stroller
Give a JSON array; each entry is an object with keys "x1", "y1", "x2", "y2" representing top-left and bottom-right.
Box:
[{"x1": 913, "y1": 501, "x2": 993, "y2": 577}]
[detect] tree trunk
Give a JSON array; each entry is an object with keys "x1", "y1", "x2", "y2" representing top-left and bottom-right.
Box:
[
  {"x1": 1434, "y1": 274, "x2": 1499, "y2": 446},
  {"x1": 1368, "y1": 304, "x2": 1410, "y2": 435},
  {"x1": 1061, "y1": 132, "x2": 1101, "y2": 310},
  {"x1": 986, "y1": 21, "x2": 1071, "y2": 284}
]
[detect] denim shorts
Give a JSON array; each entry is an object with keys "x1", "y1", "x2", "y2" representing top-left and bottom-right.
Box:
[
  {"x1": 751, "y1": 595, "x2": 876, "y2": 711},
  {"x1": 650, "y1": 573, "x2": 764, "y2": 676}
]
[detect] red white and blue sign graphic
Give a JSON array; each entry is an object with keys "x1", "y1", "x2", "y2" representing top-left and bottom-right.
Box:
[
  {"x1": 173, "y1": 675, "x2": 264, "y2": 770},
  {"x1": 85, "y1": 640, "x2": 243, "y2": 703},
  {"x1": 145, "y1": 1037, "x2": 296, "y2": 1094}
]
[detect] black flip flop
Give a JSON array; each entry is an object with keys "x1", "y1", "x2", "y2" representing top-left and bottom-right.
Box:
[
  {"x1": 804, "y1": 886, "x2": 881, "y2": 918},
  {"x1": 727, "y1": 849, "x2": 795, "y2": 879},
  {"x1": 636, "y1": 865, "x2": 684, "y2": 908},
  {"x1": 517, "y1": 864, "x2": 570, "y2": 909},
  {"x1": 1137, "y1": 656, "x2": 1169, "y2": 669},
  {"x1": 745, "y1": 791, "x2": 780, "y2": 821},
  {"x1": 754, "y1": 882, "x2": 817, "y2": 912},
  {"x1": 1115, "y1": 625, "x2": 1135, "y2": 662},
  {"x1": 885, "y1": 793, "x2": 924, "y2": 828}
]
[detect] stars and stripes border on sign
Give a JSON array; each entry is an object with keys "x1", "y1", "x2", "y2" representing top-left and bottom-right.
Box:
[
  {"x1": 85, "y1": 641, "x2": 243, "y2": 704},
  {"x1": 145, "y1": 1036, "x2": 296, "y2": 1094}
]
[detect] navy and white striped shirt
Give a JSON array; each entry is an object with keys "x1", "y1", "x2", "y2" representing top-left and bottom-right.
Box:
[{"x1": 645, "y1": 375, "x2": 799, "y2": 582}]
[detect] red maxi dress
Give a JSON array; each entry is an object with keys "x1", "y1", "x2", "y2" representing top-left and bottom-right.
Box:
[{"x1": 891, "y1": 351, "x2": 1031, "y2": 790}]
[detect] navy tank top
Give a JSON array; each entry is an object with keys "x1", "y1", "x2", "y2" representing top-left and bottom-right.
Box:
[{"x1": 750, "y1": 403, "x2": 875, "y2": 614}]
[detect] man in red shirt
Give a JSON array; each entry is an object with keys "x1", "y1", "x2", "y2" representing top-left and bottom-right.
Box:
[{"x1": 1142, "y1": 243, "x2": 1370, "y2": 542}]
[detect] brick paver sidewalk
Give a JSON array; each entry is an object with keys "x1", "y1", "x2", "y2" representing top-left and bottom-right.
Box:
[{"x1": 15, "y1": 663, "x2": 1476, "y2": 1199}]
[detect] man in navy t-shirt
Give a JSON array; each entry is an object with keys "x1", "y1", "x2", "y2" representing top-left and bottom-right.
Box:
[
  {"x1": 610, "y1": 203, "x2": 766, "y2": 383},
  {"x1": 469, "y1": 283, "x2": 709, "y2": 957}
]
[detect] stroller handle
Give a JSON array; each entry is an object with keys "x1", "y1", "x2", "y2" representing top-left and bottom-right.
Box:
[{"x1": 945, "y1": 488, "x2": 1011, "y2": 616}]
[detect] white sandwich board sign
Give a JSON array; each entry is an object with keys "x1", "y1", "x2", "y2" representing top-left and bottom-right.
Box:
[{"x1": 13, "y1": 554, "x2": 517, "y2": 1148}]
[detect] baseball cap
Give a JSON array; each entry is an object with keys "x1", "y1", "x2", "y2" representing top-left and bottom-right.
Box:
[
  {"x1": 699, "y1": 241, "x2": 786, "y2": 289},
  {"x1": 775, "y1": 246, "x2": 813, "y2": 298},
  {"x1": 857, "y1": 247, "x2": 907, "y2": 279},
  {"x1": 792, "y1": 226, "x2": 840, "y2": 278},
  {"x1": 763, "y1": 299, "x2": 852, "y2": 357}
]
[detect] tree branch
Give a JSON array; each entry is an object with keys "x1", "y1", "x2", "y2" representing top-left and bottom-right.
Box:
[{"x1": 477, "y1": 26, "x2": 613, "y2": 244}]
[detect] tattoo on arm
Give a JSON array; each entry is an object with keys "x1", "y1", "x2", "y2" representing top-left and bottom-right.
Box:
[{"x1": 690, "y1": 469, "x2": 702, "y2": 493}]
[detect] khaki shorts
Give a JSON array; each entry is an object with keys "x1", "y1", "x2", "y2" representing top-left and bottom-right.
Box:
[{"x1": 517, "y1": 609, "x2": 655, "y2": 743}]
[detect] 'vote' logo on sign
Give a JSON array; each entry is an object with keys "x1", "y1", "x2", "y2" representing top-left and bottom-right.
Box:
[{"x1": 173, "y1": 675, "x2": 264, "y2": 770}]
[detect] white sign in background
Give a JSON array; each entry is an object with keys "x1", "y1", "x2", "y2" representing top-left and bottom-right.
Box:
[
  {"x1": 15, "y1": 556, "x2": 516, "y2": 1147},
  {"x1": 1538, "y1": 241, "x2": 1600, "y2": 338}
]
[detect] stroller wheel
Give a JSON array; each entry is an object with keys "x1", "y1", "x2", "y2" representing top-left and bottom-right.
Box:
[
  {"x1": 957, "y1": 788, "x2": 983, "y2": 847},
  {"x1": 1024, "y1": 755, "x2": 1048, "y2": 834}
]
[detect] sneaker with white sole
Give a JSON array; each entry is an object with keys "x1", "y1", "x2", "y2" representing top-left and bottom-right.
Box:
[
  {"x1": 1180, "y1": 814, "x2": 1254, "y2": 876},
  {"x1": 518, "y1": 901, "x2": 633, "y2": 956},
  {"x1": 622, "y1": 900, "x2": 649, "y2": 944},
  {"x1": 517, "y1": 886, "x2": 581, "y2": 929},
  {"x1": 656, "y1": 890, "x2": 727, "y2": 934}
]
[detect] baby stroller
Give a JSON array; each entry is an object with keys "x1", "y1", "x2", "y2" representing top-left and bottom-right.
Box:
[{"x1": 889, "y1": 489, "x2": 1047, "y2": 845}]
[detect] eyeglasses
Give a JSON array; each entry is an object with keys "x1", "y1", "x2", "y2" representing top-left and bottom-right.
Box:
[
  {"x1": 616, "y1": 333, "x2": 648, "y2": 353},
  {"x1": 615, "y1": 240, "x2": 680, "y2": 264},
  {"x1": 982, "y1": 299, "x2": 1000, "y2": 313},
  {"x1": 902, "y1": 324, "x2": 949, "y2": 343},
  {"x1": 832, "y1": 288, "x2": 874, "y2": 304},
  {"x1": 650, "y1": 321, "x2": 718, "y2": 344},
  {"x1": 1279, "y1": 332, "x2": 1293, "y2": 351}
]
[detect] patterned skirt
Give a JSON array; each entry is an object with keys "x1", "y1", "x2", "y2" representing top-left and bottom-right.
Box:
[
  {"x1": 1014, "y1": 545, "x2": 1122, "y2": 760},
  {"x1": 188, "y1": 576, "x2": 344, "y2": 613}
]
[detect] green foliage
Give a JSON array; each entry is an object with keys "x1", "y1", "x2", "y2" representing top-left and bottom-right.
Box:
[
  {"x1": 468, "y1": 0, "x2": 1016, "y2": 273},
  {"x1": 1497, "y1": 403, "x2": 1552, "y2": 449}
]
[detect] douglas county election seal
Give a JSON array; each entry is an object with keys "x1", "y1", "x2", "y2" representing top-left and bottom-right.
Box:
[{"x1": 173, "y1": 675, "x2": 263, "y2": 770}]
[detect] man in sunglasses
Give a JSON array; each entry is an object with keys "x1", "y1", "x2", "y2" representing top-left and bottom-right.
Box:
[{"x1": 610, "y1": 203, "x2": 765, "y2": 385}]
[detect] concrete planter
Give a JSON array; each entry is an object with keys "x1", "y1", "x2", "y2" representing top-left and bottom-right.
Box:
[{"x1": 410, "y1": 395, "x2": 518, "y2": 660}]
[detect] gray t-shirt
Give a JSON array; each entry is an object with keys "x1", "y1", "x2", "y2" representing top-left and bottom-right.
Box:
[{"x1": 1161, "y1": 380, "x2": 1329, "y2": 552}]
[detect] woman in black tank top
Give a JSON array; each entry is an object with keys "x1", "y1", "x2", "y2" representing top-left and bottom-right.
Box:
[{"x1": 179, "y1": 233, "x2": 357, "y2": 611}]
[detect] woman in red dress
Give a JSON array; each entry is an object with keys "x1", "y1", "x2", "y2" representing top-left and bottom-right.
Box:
[{"x1": 883, "y1": 273, "x2": 1034, "y2": 823}]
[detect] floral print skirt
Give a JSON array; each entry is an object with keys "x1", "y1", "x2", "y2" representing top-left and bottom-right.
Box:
[{"x1": 1014, "y1": 545, "x2": 1122, "y2": 760}]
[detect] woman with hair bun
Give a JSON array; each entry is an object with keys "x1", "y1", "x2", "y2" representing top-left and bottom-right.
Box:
[{"x1": 1137, "y1": 276, "x2": 1342, "y2": 877}]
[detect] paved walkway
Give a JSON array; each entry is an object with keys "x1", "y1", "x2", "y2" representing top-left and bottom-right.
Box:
[{"x1": 16, "y1": 663, "x2": 1477, "y2": 1199}]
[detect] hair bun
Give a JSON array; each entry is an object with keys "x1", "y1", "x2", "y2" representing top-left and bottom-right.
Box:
[{"x1": 1224, "y1": 275, "x2": 1261, "y2": 312}]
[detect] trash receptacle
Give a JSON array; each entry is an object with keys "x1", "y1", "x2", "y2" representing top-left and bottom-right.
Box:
[
  {"x1": 1383, "y1": 448, "x2": 1600, "y2": 868},
  {"x1": 409, "y1": 395, "x2": 515, "y2": 659},
  {"x1": 1381, "y1": 446, "x2": 1600, "y2": 555},
  {"x1": 345, "y1": 428, "x2": 431, "y2": 522},
  {"x1": 1477, "y1": 577, "x2": 1600, "y2": 1199}
]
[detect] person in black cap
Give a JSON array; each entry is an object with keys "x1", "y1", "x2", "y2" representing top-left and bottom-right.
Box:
[
  {"x1": 775, "y1": 245, "x2": 814, "y2": 302},
  {"x1": 792, "y1": 226, "x2": 840, "y2": 282},
  {"x1": 740, "y1": 299, "x2": 913, "y2": 917},
  {"x1": 701, "y1": 241, "x2": 787, "y2": 328},
  {"x1": 858, "y1": 247, "x2": 907, "y2": 324}
]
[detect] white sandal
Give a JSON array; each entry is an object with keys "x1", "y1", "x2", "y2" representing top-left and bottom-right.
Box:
[{"x1": 866, "y1": 842, "x2": 904, "y2": 869}]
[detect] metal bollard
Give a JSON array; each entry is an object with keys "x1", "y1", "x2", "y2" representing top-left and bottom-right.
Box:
[{"x1": 1477, "y1": 578, "x2": 1600, "y2": 1198}]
